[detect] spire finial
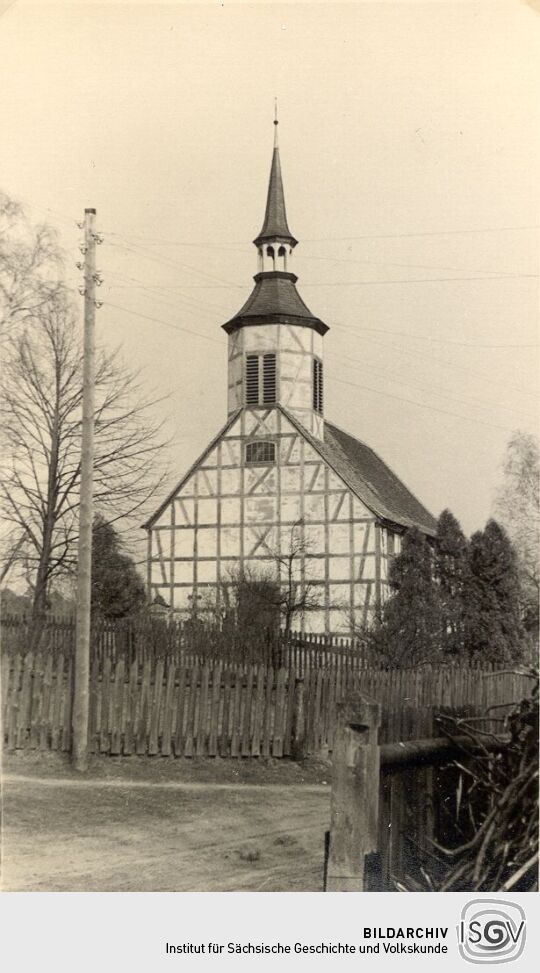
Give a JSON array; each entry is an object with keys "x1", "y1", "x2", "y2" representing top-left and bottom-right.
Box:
[{"x1": 273, "y1": 97, "x2": 279, "y2": 148}]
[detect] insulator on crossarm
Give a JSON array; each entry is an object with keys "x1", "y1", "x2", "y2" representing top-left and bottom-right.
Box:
[
  {"x1": 92, "y1": 233, "x2": 104, "y2": 244},
  {"x1": 79, "y1": 245, "x2": 87, "y2": 255},
  {"x1": 78, "y1": 287, "x2": 86, "y2": 296},
  {"x1": 76, "y1": 261, "x2": 84, "y2": 271},
  {"x1": 94, "y1": 300, "x2": 103, "y2": 309}
]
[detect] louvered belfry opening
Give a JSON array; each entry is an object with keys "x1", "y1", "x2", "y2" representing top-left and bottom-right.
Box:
[
  {"x1": 245, "y1": 352, "x2": 277, "y2": 406},
  {"x1": 313, "y1": 357, "x2": 323, "y2": 414},
  {"x1": 263, "y1": 353, "x2": 276, "y2": 403},
  {"x1": 246, "y1": 354, "x2": 259, "y2": 404}
]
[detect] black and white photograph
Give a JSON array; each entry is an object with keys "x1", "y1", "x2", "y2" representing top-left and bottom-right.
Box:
[{"x1": 0, "y1": 0, "x2": 538, "y2": 924}]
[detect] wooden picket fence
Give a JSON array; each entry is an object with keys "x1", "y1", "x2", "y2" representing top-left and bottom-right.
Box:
[
  {"x1": 0, "y1": 615, "x2": 372, "y2": 671},
  {"x1": 1, "y1": 649, "x2": 529, "y2": 759}
]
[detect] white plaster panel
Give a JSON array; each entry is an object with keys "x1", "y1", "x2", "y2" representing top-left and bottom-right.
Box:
[
  {"x1": 221, "y1": 498, "x2": 241, "y2": 524},
  {"x1": 329, "y1": 557, "x2": 351, "y2": 581},
  {"x1": 354, "y1": 584, "x2": 369, "y2": 607},
  {"x1": 175, "y1": 498, "x2": 195, "y2": 526},
  {"x1": 197, "y1": 561, "x2": 218, "y2": 583},
  {"x1": 305, "y1": 463, "x2": 325, "y2": 492},
  {"x1": 329, "y1": 608, "x2": 349, "y2": 633},
  {"x1": 280, "y1": 436, "x2": 301, "y2": 464},
  {"x1": 328, "y1": 471, "x2": 347, "y2": 492},
  {"x1": 243, "y1": 325, "x2": 278, "y2": 351},
  {"x1": 176, "y1": 562, "x2": 193, "y2": 584},
  {"x1": 245, "y1": 497, "x2": 277, "y2": 523},
  {"x1": 280, "y1": 494, "x2": 302, "y2": 522},
  {"x1": 328, "y1": 523, "x2": 350, "y2": 554},
  {"x1": 156, "y1": 531, "x2": 172, "y2": 559},
  {"x1": 222, "y1": 439, "x2": 241, "y2": 466},
  {"x1": 304, "y1": 557, "x2": 326, "y2": 581},
  {"x1": 175, "y1": 526, "x2": 195, "y2": 556},
  {"x1": 221, "y1": 468, "x2": 241, "y2": 494},
  {"x1": 151, "y1": 562, "x2": 167, "y2": 585},
  {"x1": 245, "y1": 467, "x2": 277, "y2": 495},
  {"x1": 307, "y1": 609, "x2": 326, "y2": 634},
  {"x1": 354, "y1": 554, "x2": 376, "y2": 581},
  {"x1": 198, "y1": 528, "x2": 217, "y2": 558},
  {"x1": 303, "y1": 443, "x2": 321, "y2": 464},
  {"x1": 353, "y1": 496, "x2": 372, "y2": 518},
  {"x1": 305, "y1": 524, "x2": 325, "y2": 553},
  {"x1": 304, "y1": 494, "x2": 325, "y2": 521},
  {"x1": 174, "y1": 587, "x2": 192, "y2": 609},
  {"x1": 329, "y1": 492, "x2": 352, "y2": 521},
  {"x1": 281, "y1": 467, "x2": 301, "y2": 493},
  {"x1": 354, "y1": 523, "x2": 373, "y2": 553},
  {"x1": 221, "y1": 526, "x2": 240, "y2": 556},
  {"x1": 197, "y1": 469, "x2": 217, "y2": 495},
  {"x1": 198, "y1": 497, "x2": 218, "y2": 524}
]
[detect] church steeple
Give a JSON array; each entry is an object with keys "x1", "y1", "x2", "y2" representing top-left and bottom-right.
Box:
[
  {"x1": 254, "y1": 105, "x2": 298, "y2": 250},
  {"x1": 223, "y1": 114, "x2": 328, "y2": 441}
]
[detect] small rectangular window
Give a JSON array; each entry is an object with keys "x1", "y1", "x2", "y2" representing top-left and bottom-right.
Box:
[
  {"x1": 246, "y1": 441, "x2": 276, "y2": 464},
  {"x1": 313, "y1": 358, "x2": 323, "y2": 414}
]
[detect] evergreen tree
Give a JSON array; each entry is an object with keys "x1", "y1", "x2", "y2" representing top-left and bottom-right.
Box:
[
  {"x1": 370, "y1": 527, "x2": 443, "y2": 665},
  {"x1": 435, "y1": 509, "x2": 469, "y2": 656},
  {"x1": 463, "y1": 519, "x2": 525, "y2": 662},
  {"x1": 91, "y1": 516, "x2": 146, "y2": 619}
]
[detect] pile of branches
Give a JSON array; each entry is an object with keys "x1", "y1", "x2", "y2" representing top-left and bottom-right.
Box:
[{"x1": 398, "y1": 669, "x2": 538, "y2": 892}]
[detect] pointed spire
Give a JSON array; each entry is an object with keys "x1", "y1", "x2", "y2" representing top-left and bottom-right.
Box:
[{"x1": 254, "y1": 107, "x2": 298, "y2": 248}]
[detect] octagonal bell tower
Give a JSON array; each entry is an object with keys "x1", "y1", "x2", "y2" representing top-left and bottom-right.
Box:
[{"x1": 223, "y1": 111, "x2": 329, "y2": 440}]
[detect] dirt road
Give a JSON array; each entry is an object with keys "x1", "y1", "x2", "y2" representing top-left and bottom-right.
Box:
[{"x1": 1, "y1": 759, "x2": 331, "y2": 892}]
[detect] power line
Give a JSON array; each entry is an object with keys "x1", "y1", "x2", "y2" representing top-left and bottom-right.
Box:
[
  {"x1": 328, "y1": 372, "x2": 524, "y2": 434},
  {"x1": 326, "y1": 352, "x2": 537, "y2": 424},
  {"x1": 102, "y1": 300, "x2": 223, "y2": 346},
  {"x1": 302, "y1": 273, "x2": 538, "y2": 287},
  {"x1": 104, "y1": 223, "x2": 540, "y2": 246},
  {"x1": 328, "y1": 325, "x2": 537, "y2": 350},
  {"x1": 331, "y1": 321, "x2": 539, "y2": 399}
]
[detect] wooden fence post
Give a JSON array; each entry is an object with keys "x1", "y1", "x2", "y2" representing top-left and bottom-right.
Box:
[
  {"x1": 291, "y1": 676, "x2": 305, "y2": 759},
  {"x1": 325, "y1": 692, "x2": 381, "y2": 891}
]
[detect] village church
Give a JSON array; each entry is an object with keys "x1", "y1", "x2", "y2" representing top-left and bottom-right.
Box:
[{"x1": 144, "y1": 121, "x2": 437, "y2": 633}]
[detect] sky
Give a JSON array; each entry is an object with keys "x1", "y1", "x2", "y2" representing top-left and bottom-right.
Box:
[{"x1": 0, "y1": 0, "x2": 539, "y2": 540}]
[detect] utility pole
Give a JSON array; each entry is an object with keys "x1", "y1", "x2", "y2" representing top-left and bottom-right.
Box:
[{"x1": 72, "y1": 208, "x2": 98, "y2": 771}]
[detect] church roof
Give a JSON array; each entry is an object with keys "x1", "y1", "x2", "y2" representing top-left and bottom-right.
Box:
[
  {"x1": 222, "y1": 271, "x2": 328, "y2": 335},
  {"x1": 254, "y1": 145, "x2": 297, "y2": 247},
  {"x1": 282, "y1": 410, "x2": 437, "y2": 536}
]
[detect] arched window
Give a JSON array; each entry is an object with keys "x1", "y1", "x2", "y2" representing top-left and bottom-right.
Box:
[
  {"x1": 245, "y1": 441, "x2": 276, "y2": 465},
  {"x1": 278, "y1": 245, "x2": 287, "y2": 269}
]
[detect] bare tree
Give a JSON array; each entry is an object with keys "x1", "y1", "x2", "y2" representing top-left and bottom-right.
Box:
[
  {"x1": 0, "y1": 290, "x2": 167, "y2": 646},
  {"x1": 0, "y1": 191, "x2": 63, "y2": 342},
  {"x1": 268, "y1": 520, "x2": 323, "y2": 635}
]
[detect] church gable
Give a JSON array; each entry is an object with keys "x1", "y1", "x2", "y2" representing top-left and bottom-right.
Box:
[{"x1": 146, "y1": 406, "x2": 382, "y2": 632}]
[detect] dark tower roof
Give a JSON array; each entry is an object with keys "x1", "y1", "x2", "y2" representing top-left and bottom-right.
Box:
[
  {"x1": 254, "y1": 143, "x2": 298, "y2": 248},
  {"x1": 253, "y1": 113, "x2": 298, "y2": 248},
  {"x1": 223, "y1": 115, "x2": 328, "y2": 337},
  {"x1": 222, "y1": 271, "x2": 328, "y2": 335}
]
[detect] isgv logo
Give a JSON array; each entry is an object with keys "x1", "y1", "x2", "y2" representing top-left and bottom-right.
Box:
[{"x1": 457, "y1": 900, "x2": 526, "y2": 965}]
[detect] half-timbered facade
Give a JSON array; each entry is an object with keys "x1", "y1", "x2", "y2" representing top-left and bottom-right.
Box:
[{"x1": 144, "y1": 120, "x2": 437, "y2": 633}]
